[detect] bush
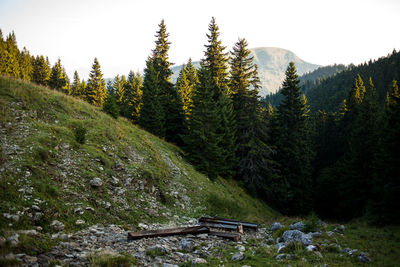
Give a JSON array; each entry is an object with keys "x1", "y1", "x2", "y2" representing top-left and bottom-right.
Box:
[
  {"x1": 304, "y1": 212, "x2": 320, "y2": 233},
  {"x1": 74, "y1": 125, "x2": 87, "y2": 144}
]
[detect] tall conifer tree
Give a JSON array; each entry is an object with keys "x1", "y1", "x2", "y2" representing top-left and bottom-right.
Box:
[
  {"x1": 49, "y1": 58, "x2": 69, "y2": 94},
  {"x1": 124, "y1": 71, "x2": 143, "y2": 123},
  {"x1": 71, "y1": 71, "x2": 82, "y2": 97},
  {"x1": 85, "y1": 58, "x2": 106, "y2": 107},
  {"x1": 32, "y1": 55, "x2": 51, "y2": 86}
]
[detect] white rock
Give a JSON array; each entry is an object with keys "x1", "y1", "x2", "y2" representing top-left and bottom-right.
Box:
[
  {"x1": 306, "y1": 244, "x2": 317, "y2": 252},
  {"x1": 8, "y1": 233, "x2": 19, "y2": 247},
  {"x1": 289, "y1": 221, "x2": 305, "y2": 231},
  {"x1": 138, "y1": 223, "x2": 148, "y2": 230},
  {"x1": 90, "y1": 177, "x2": 103, "y2": 187},
  {"x1": 236, "y1": 245, "x2": 246, "y2": 252},
  {"x1": 269, "y1": 222, "x2": 283, "y2": 231},
  {"x1": 232, "y1": 252, "x2": 244, "y2": 261},
  {"x1": 282, "y1": 230, "x2": 312, "y2": 245},
  {"x1": 50, "y1": 220, "x2": 65, "y2": 231},
  {"x1": 191, "y1": 257, "x2": 207, "y2": 265},
  {"x1": 75, "y1": 219, "x2": 85, "y2": 225}
]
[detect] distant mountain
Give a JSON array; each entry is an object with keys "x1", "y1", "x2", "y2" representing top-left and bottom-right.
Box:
[{"x1": 171, "y1": 47, "x2": 320, "y2": 96}]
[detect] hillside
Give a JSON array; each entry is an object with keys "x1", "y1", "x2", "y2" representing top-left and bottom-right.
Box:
[
  {"x1": 1, "y1": 77, "x2": 399, "y2": 266},
  {"x1": 306, "y1": 50, "x2": 400, "y2": 112},
  {"x1": 171, "y1": 47, "x2": 320, "y2": 96}
]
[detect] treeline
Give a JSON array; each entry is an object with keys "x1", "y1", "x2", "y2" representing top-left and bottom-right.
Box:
[{"x1": 1, "y1": 22, "x2": 399, "y2": 223}]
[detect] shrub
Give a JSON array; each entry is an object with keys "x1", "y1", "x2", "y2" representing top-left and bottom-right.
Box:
[
  {"x1": 74, "y1": 125, "x2": 87, "y2": 144},
  {"x1": 304, "y1": 212, "x2": 320, "y2": 233}
]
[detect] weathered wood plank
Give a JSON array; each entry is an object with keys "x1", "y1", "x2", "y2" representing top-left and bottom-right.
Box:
[
  {"x1": 127, "y1": 226, "x2": 209, "y2": 240},
  {"x1": 209, "y1": 231, "x2": 240, "y2": 242},
  {"x1": 199, "y1": 222, "x2": 241, "y2": 231},
  {"x1": 198, "y1": 216, "x2": 258, "y2": 230}
]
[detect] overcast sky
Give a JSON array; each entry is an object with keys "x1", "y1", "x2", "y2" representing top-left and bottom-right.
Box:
[{"x1": 1, "y1": 0, "x2": 399, "y2": 79}]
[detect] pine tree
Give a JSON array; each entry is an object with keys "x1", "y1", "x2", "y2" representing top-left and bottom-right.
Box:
[
  {"x1": 19, "y1": 47, "x2": 32, "y2": 81},
  {"x1": 81, "y1": 79, "x2": 87, "y2": 100},
  {"x1": 2, "y1": 32, "x2": 20, "y2": 78},
  {"x1": 32, "y1": 55, "x2": 51, "y2": 86},
  {"x1": 202, "y1": 17, "x2": 237, "y2": 176},
  {"x1": 274, "y1": 62, "x2": 314, "y2": 215},
  {"x1": 150, "y1": 19, "x2": 184, "y2": 143},
  {"x1": 176, "y1": 64, "x2": 192, "y2": 121},
  {"x1": 85, "y1": 58, "x2": 106, "y2": 107},
  {"x1": 229, "y1": 38, "x2": 274, "y2": 192},
  {"x1": 184, "y1": 68, "x2": 223, "y2": 179},
  {"x1": 139, "y1": 59, "x2": 164, "y2": 136},
  {"x1": 71, "y1": 71, "x2": 82, "y2": 97},
  {"x1": 49, "y1": 58, "x2": 69, "y2": 94},
  {"x1": 123, "y1": 70, "x2": 143, "y2": 123},
  {"x1": 103, "y1": 87, "x2": 119, "y2": 119},
  {"x1": 113, "y1": 75, "x2": 125, "y2": 106}
]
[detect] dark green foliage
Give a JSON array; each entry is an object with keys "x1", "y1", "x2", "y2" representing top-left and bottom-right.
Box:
[
  {"x1": 271, "y1": 62, "x2": 314, "y2": 215},
  {"x1": 229, "y1": 38, "x2": 276, "y2": 191},
  {"x1": 70, "y1": 71, "x2": 83, "y2": 98},
  {"x1": 123, "y1": 71, "x2": 142, "y2": 123},
  {"x1": 74, "y1": 125, "x2": 87, "y2": 144},
  {"x1": 49, "y1": 58, "x2": 69, "y2": 94},
  {"x1": 139, "y1": 59, "x2": 165, "y2": 136},
  {"x1": 18, "y1": 47, "x2": 33, "y2": 81},
  {"x1": 32, "y1": 55, "x2": 51, "y2": 86},
  {"x1": 102, "y1": 89, "x2": 119, "y2": 119},
  {"x1": 176, "y1": 59, "x2": 198, "y2": 122},
  {"x1": 306, "y1": 50, "x2": 400, "y2": 111},
  {"x1": 85, "y1": 58, "x2": 106, "y2": 107}
]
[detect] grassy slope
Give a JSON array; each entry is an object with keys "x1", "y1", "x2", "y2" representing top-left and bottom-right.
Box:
[
  {"x1": 1, "y1": 76, "x2": 399, "y2": 266},
  {"x1": 0, "y1": 76, "x2": 277, "y2": 233}
]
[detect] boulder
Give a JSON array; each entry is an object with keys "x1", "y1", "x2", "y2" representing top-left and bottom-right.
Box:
[
  {"x1": 289, "y1": 221, "x2": 305, "y2": 231},
  {"x1": 191, "y1": 257, "x2": 207, "y2": 265},
  {"x1": 236, "y1": 245, "x2": 246, "y2": 252},
  {"x1": 231, "y1": 251, "x2": 244, "y2": 261},
  {"x1": 138, "y1": 223, "x2": 148, "y2": 230},
  {"x1": 75, "y1": 219, "x2": 85, "y2": 226},
  {"x1": 50, "y1": 220, "x2": 65, "y2": 231},
  {"x1": 8, "y1": 233, "x2": 19, "y2": 247},
  {"x1": 269, "y1": 222, "x2": 283, "y2": 231},
  {"x1": 178, "y1": 238, "x2": 195, "y2": 252},
  {"x1": 358, "y1": 252, "x2": 370, "y2": 262},
  {"x1": 90, "y1": 177, "x2": 103, "y2": 187},
  {"x1": 282, "y1": 230, "x2": 312, "y2": 245}
]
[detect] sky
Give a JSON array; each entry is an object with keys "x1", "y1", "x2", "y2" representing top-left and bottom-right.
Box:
[{"x1": 1, "y1": 0, "x2": 399, "y2": 79}]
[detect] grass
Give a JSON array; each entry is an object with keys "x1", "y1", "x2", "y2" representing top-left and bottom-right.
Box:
[{"x1": 88, "y1": 251, "x2": 137, "y2": 267}]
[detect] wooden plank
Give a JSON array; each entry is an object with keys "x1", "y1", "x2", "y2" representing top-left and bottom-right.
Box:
[
  {"x1": 209, "y1": 231, "x2": 240, "y2": 242},
  {"x1": 199, "y1": 222, "x2": 241, "y2": 231},
  {"x1": 199, "y1": 217, "x2": 258, "y2": 230},
  {"x1": 127, "y1": 226, "x2": 209, "y2": 240}
]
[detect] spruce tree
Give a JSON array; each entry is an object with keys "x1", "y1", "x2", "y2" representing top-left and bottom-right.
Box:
[
  {"x1": 229, "y1": 38, "x2": 274, "y2": 191},
  {"x1": 176, "y1": 64, "x2": 192, "y2": 121},
  {"x1": 150, "y1": 19, "x2": 184, "y2": 144},
  {"x1": 32, "y1": 55, "x2": 51, "y2": 86},
  {"x1": 123, "y1": 70, "x2": 143, "y2": 123},
  {"x1": 49, "y1": 58, "x2": 69, "y2": 94},
  {"x1": 184, "y1": 68, "x2": 223, "y2": 179},
  {"x1": 85, "y1": 58, "x2": 106, "y2": 107},
  {"x1": 19, "y1": 47, "x2": 32, "y2": 81},
  {"x1": 139, "y1": 59, "x2": 164, "y2": 136},
  {"x1": 71, "y1": 71, "x2": 82, "y2": 97},
  {"x1": 3, "y1": 32, "x2": 20, "y2": 78},
  {"x1": 274, "y1": 62, "x2": 314, "y2": 215},
  {"x1": 113, "y1": 75, "x2": 125, "y2": 107},
  {"x1": 103, "y1": 87, "x2": 119, "y2": 119}
]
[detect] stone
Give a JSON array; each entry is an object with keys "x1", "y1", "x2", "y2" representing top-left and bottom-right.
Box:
[
  {"x1": 282, "y1": 230, "x2": 312, "y2": 245},
  {"x1": 90, "y1": 177, "x2": 103, "y2": 187},
  {"x1": 236, "y1": 245, "x2": 246, "y2": 252},
  {"x1": 191, "y1": 257, "x2": 207, "y2": 265},
  {"x1": 306, "y1": 245, "x2": 317, "y2": 252},
  {"x1": 75, "y1": 219, "x2": 85, "y2": 225},
  {"x1": 348, "y1": 249, "x2": 358, "y2": 256},
  {"x1": 231, "y1": 251, "x2": 244, "y2": 261},
  {"x1": 162, "y1": 264, "x2": 179, "y2": 267},
  {"x1": 326, "y1": 231, "x2": 334, "y2": 237},
  {"x1": 314, "y1": 251, "x2": 323, "y2": 258},
  {"x1": 178, "y1": 238, "x2": 195, "y2": 252},
  {"x1": 24, "y1": 255, "x2": 37, "y2": 264},
  {"x1": 289, "y1": 221, "x2": 305, "y2": 231},
  {"x1": 31, "y1": 204, "x2": 41, "y2": 211},
  {"x1": 275, "y1": 253, "x2": 286, "y2": 260},
  {"x1": 358, "y1": 252, "x2": 370, "y2": 262},
  {"x1": 269, "y1": 222, "x2": 283, "y2": 231},
  {"x1": 138, "y1": 223, "x2": 148, "y2": 230},
  {"x1": 50, "y1": 220, "x2": 65, "y2": 231},
  {"x1": 266, "y1": 237, "x2": 275, "y2": 245},
  {"x1": 310, "y1": 232, "x2": 322, "y2": 238},
  {"x1": 18, "y1": 229, "x2": 40, "y2": 237},
  {"x1": 275, "y1": 242, "x2": 286, "y2": 253},
  {"x1": 111, "y1": 176, "x2": 120, "y2": 186},
  {"x1": 8, "y1": 233, "x2": 19, "y2": 247}
]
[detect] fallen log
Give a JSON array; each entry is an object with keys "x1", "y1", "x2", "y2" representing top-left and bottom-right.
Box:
[
  {"x1": 198, "y1": 216, "x2": 258, "y2": 231},
  {"x1": 127, "y1": 226, "x2": 209, "y2": 240},
  {"x1": 209, "y1": 231, "x2": 240, "y2": 242}
]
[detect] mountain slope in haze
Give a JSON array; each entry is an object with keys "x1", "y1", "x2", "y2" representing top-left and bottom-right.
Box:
[
  {"x1": 0, "y1": 76, "x2": 277, "y2": 234},
  {"x1": 171, "y1": 47, "x2": 320, "y2": 96}
]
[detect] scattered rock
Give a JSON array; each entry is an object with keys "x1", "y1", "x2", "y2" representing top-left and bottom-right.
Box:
[
  {"x1": 191, "y1": 257, "x2": 207, "y2": 264},
  {"x1": 269, "y1": 222, "x2": 283, "y2": 231},
  {"x1": 24, "y1": 255, "x2": 37, "y2": 264},
  {"x1": 314, "y1": 251, "x2": 323, "y2": 258},
  {"x1": 138, "y1": 223, "x2": 148, "y2": 230},
  {"x1": 326, "y1": 231, "x2": 334, "y2": 237},
  {"x1": 275, "y1": 242, "x2": 286, "y2": 253},
  {"x1": 75, "y1": 219, "x2": 85, "y2": 226},
  {"x1": 18, "y1": 229, "x2": 40, "y2": 237},
  {"x1": 306, "y1": 244, "x2": 317, "y2": 252},
  {"x1": 275, "y1": 253, "x2": 286, "y2": 260},
  {"x1": 0, "y1": 236, "x2": 6, "y2": 247},
  {"x1": 162, "y1": 264, "x2": 179, "y2": 267},
  {"x1": 178, "y1": 238, "x2": 195, "y2": 252},
  {"x1": 8, "y1": 233, "x2": 19, "y2": 247},
  {"x1": 289, "y1": 221, "x2": 305, "y2": 231},
  {"x1": 282, "y1": 230, "x2": 312, "y2": 245},
  {"x1": 236, "y1": 245, "x2": 246, "y2": 252},
  {"x1": 310, "y1": 232, "x2": 322, "y2": 238},
  {"x1": 90, "y1": 177, "x2": 103, "y2": 187},
  {"x1": 50, "y1": 220, "x2": 65, "y2": 231},
  {"x1": 31, "y1": 204, "x2": 41, "y2": 211},
  {"x1": 358, "y1": 252, "x2": 370, "y2": 262},
  {"x1": 231, "y1": 251, "x2": 244, "y2": 261}
]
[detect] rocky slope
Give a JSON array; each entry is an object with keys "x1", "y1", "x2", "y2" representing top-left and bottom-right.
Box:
[{"x1": 171, "y1": 47, "x2": 320, "y2": 96}]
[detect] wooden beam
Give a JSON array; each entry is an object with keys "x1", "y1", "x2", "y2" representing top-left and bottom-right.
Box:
[
  {"x1": 199, "y1": 222, "x2": 241, "y2": 231},
  {"x1": 209, "y1": 231, "x2": 240, "y2": 242},
  {"x1": 127, "y1": 226, "x2": 209, "y2": 240},
  {"x1": 199, "y1": 216, "x2": 258, "y2": 231}
]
